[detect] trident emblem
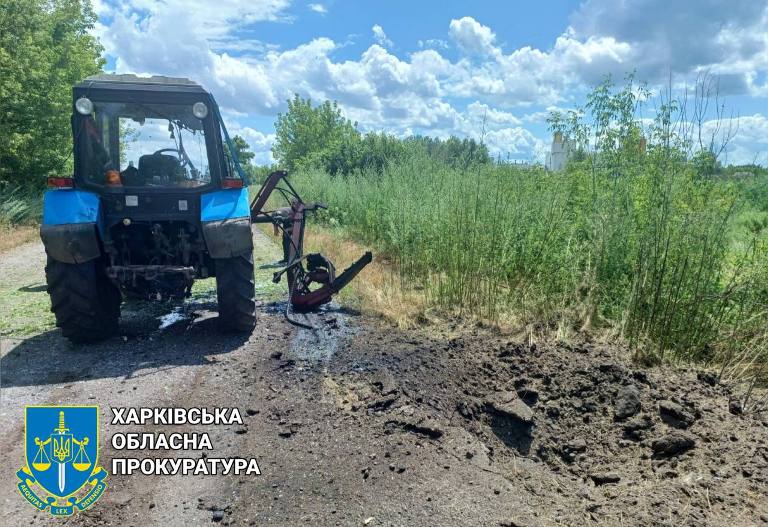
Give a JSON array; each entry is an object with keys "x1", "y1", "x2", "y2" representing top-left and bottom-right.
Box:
[
  {"x1": 32, "y1": 411, "x2": 91, "y2": 494},
  {"x1": 19, "y1": 406, "x2": 107, "y2": 517}
]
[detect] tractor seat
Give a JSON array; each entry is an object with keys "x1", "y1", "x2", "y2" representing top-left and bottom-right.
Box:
[{"x1": 138, "y1": 153, "x2": 184, "y2": 184}]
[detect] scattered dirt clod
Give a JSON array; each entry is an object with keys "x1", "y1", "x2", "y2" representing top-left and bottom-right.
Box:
[
  {"x1": 614, "y1": 385, "x2": 641, "y2": 420},
  {"x1": 651, "y1": 432, "x2": 696, "y2": 457}
]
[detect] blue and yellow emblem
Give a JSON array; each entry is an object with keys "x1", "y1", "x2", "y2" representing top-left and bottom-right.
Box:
[{"x1": 17, "y1": 406, "x2": 108, "y2": 516}]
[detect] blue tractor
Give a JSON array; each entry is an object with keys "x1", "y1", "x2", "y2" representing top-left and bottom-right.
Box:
[{"x1": 41, "y1": 74, "x2": 371, "y2": 343}]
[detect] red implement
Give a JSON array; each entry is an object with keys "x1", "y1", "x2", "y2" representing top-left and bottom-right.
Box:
[{"x1": 250, "y1": 171, "x2": 372, "y2": 315}]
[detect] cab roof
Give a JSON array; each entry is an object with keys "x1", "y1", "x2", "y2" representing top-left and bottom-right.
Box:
[{"x1": 75, "y1": 74, "x2": 208, "y2": 95}]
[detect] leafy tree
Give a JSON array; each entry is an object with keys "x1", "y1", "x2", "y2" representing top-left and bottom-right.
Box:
[
  {"x1": 273, "y1": 94, "x2": 358, "y2": 172},
  {"x1": 323, "y1": 132, "x2": 409, "y2": 175},
  {"x1": 0, "y1": 0, "x2": 105, "y2": 189},
  {"x1": 222, "y1": 134, "x2": 262, "y2": 182},
  {"x1": 358, "y1": 132, "x2": 409, "y2": 173},
  {"x1": 231, "y1": 135, "x2": 255, "y2": 165},
  {"x1": 692, "y1": 149, "x2": 721, "y2": 178}
]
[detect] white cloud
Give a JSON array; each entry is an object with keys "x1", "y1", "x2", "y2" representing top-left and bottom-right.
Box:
[
  {"x1": 466, "y1": 102, "x2": 521, "y2": 127},
  {"x1": 483, "y1": 128, "x2": 547, "y2": 162},
  {"x1": 448, "y1": 17, "x2": 497, "y2": 56},
  {"x1": 95, "y1": 4, "x2": 768, "y2": 164},
  {"x1": 90, "y1": 0, "x2": 113, "y2": 17},
  {"x1": 569, "y1": 0, "x2": 768, "y2": 95},
  {"x1": 307, "y1": 3, "x2": 326, "y2": 14},
  {"x1": 705, "y1": 113, "x2": 768, "y2": 165},
  {"x1": 521, "y1": 106, "x2": 569, "y2": 124},
  {"x1": 99, "y1": 8, "x2": 767, "y2": 118},
  {"x1": 236, "y1": 126, "x2": 277, "y2": 164},
  {"x1": 372, "y1": 25, "x2": 393, "y2": 49}
]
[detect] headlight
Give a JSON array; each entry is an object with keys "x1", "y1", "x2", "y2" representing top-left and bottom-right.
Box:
[
  {"x1": 75, "y1": 97, "x2": 93, "y2": 115},
  {"x1": 192, "y1": 102, "x2": 208, "y2": 119}
]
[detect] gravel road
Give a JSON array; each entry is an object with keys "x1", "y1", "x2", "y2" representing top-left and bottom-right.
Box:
[{"x1": 1, "y1": 236, "x2": 766, "y2": 527}]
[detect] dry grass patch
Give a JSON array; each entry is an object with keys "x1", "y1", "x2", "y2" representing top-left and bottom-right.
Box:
[
  {"x1": 289, "y1": 226, "x2": 426, "y2": 327},
  {"x1": 0, "y1": 224, "x2": 38, "y2": 253}
]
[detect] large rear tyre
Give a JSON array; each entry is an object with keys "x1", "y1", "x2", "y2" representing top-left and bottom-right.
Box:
[
  {"x1": 45, "y1": 257, "x2": 121, "y2": 343},
  {"x1": 215, "y1": 252, "x2": 257, "y2": 332}
]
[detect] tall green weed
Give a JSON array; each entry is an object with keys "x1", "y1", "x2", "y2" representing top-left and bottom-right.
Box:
[{"x1": 294, "y1": 79, "x2": 768, "y2": 375}]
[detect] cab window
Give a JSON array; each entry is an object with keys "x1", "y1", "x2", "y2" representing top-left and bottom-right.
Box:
[{"x1": 80, "y1": 101, "x2": 212, "y2": 188}]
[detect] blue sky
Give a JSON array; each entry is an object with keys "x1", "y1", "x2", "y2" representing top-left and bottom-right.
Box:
[{"x1": 93, "y1": 0, "x2": 768, "y2": 165}]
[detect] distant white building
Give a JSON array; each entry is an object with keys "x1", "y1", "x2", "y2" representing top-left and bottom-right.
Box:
[{"x1": 545, "y1": 132, "x2": 572, "y2": 171}]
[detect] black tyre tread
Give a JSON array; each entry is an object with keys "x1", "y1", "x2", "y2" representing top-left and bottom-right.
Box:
[
  {"x1": 215, "y1": 252, "x2": 257, "y2": 332},
  {"x1": 45, "y1": 257, "x2": 121, "y2": 343}
]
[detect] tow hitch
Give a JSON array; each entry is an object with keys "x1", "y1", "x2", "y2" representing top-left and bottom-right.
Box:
[{"x1": 250, "y1": 171, "x2": 372, "y2": 325}]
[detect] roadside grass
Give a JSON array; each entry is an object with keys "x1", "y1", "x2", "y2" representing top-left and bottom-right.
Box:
[
  {"x1": 250, "y1": 227, "x2": 287, "y2": 304},
  {"x1": 0, "y1": 186, "x2": 41, "y2": 224},
  {"x1": 0, "y1": 246, "x2": 54, "y2": 338},
  {"x1": 294, "y1": 161, "x2": 767, "y2": 415},
  {"x1": 0, "y1": 287, "x2": 55, "y2": 337},
  {"x1": 0, "y1": 223, "x2": 38, "y2": 252}
]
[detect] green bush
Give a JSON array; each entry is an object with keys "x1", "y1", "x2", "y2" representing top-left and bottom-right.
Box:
[{"x1": 0, "y1": 185, "x2": 41, "y2": 224}]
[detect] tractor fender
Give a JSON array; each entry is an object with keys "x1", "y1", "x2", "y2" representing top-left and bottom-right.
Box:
[
  {"x1": 200, "y1": 188, "x2": 253, "y2": 259},
  {"x1": 40, "y1": 223, "x2": 102, "y2": 264},
  {"x1": 202, "y1": 218, "x2": 253, "y2": 259},
  {"x1": 40, "y1": 189, "x2": 103, "y2": 264}
]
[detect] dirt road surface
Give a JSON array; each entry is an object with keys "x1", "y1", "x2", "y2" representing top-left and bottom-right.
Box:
[{"x1": 1, "y1": 234, "x2": 767, "y2": 526}]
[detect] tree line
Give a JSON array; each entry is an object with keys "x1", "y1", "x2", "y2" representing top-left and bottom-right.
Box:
[{"x1": 271, "y1": 94, "x2": 490, "y2": 176}]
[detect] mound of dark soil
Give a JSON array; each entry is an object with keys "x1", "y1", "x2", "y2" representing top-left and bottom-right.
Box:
[{"x1": 321, "y1": 323, "x2": 768, "y2": 526}]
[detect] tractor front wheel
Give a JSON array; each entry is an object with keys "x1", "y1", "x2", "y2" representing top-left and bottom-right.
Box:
[
  {"x1": 46, "y1": 257, "x2": 121, "y2": 343},
  {"x1": 215, "y1": 252, "x2": 257, "y2": 332}
]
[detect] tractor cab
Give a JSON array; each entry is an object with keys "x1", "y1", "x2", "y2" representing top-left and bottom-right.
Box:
[{"x1": 72, "y1": 75, "x2": 231, "y2": 191}]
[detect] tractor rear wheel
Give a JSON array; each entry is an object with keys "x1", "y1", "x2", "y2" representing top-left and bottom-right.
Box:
[
  {"x1": 215, "y1": 252, "x2": 257, "y2": 332},
  {"x1": 45, "y1": 257, "x2": 121, "y2": 343}
]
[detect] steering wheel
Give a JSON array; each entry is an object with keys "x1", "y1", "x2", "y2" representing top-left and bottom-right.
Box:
[{"x1": 152, "y1": 148, "x2": 188, "y2": 167}]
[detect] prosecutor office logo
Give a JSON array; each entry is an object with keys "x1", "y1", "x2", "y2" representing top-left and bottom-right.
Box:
[{"x1": 17, "y1": 406, "x2": 108, "y2": 517}]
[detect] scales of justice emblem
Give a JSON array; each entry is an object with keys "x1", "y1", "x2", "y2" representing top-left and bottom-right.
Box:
[{"x1": 17, "y1": 406, "x2": 108, "y2": 517}]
